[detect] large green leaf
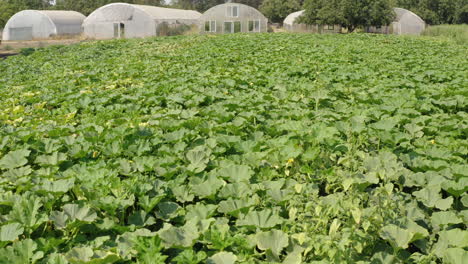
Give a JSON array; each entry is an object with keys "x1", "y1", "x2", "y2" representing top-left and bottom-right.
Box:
[
  {"x1": 63, "y1": 204, "x2": 97, "y2": 223},
  {"x1": 37, "y1": 179, "x2": 75, "y2": 193},
  {"x1": 8, "y1": 195, "x2": 46, "y2": 233},
  {"x1": 218, "y1": 197, "x2": 256, "y2": 215},
  {"x1": 45, "y1": 253, "x2": 68, "y2": 264},
  {"x1": 65, "y1": 247, "x2": 94, "y2": 263},
  {"x1": 158, "y1": 223, "x2": 199, "y2": 248},
  {"x1": 438, "y1": 229, "x2": 468, "y2": 248},
  {"x1": 0, "y1": 149, "x2": 30, "y2": 170},
  {"x1": 35, "y1": 152, "x2": 67, "y2": 166},
  {"x1": 49, "y1": 211, "x2": 69, "y2": 229},
  {"x1": 0, "y1": 223, "x2": 24, "y2": 242},
  {"x1": 128, "y1": 211, "x2": 156, "y2": 227},
  {"x1": 0, "y1": 239, "x2": 44, "y2": 264},
  {"x1": 207, "y1": 252, "x2": 237, "y2": 264},
  {"x1": 431, "y1": 211, "x2": 462, "y2": 228},
  {"x1": 155, "y1": 201, "x2": 180, "y2": 220},
  {"x1": 413, "y1": 186, "x2": 453, "y2": 210},
  {"x1": 186, "y1": 146, "x2": 210, "y2": 173},
  {"x1": 255, "y1": 229, "x2": 289, "y2": 256},
  {"x1": 443, "y1": 248, "x2": 468, "y2": 264},
  {"x1": 185, "y1": 203, "x2": 218, "y2": 220},
  {"x1": 219, "y1": 165, "x2": 253, "y2": 183},
  {"x1": 236, "y1": 209, "x2": 283, "y2": 229},
  {"x1": 379, "y1": 225, "x2": 413, "y2": 249}
]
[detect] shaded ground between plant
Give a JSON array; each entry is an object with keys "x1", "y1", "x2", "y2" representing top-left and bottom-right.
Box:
[
  {"x1": 0, "y1": 38, "x2": 84, "y2": 53},
  {"x1": 0, "y1": 52, "x2": 18, "y2": 59}
]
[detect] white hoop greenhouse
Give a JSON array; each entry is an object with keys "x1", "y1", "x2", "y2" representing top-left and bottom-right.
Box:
[
  {"x1": 283, "y1": 10, "x2": 341, "y2": 34},
  {"x1": 200, "y1": 3, "x2": 268, "y2": 34},
  {"x1": 83, "y1": 3, "x2": 202, "y2": 39},
  {"x1": 367, "y1": 8, "x2": 426, "y2": 35},
  {"x1": 2, "y1": 10, "x2": 85, "y2": 41}
]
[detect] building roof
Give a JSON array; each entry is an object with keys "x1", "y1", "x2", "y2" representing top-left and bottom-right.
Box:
[
  {"x1": 135, "y1": 4, "x2": 202, "y2": 20},
  {"x1": 84, "y1": 3, "x2": 201, "y2": 24},
  {"x1": 202, "y1": 3, "x2": 267, "y2": 19},
  {"x1": 5, "y1": 10, "x2": 85, "y2": 27},
  {"x1": 394, "y1": 8, "x2": 425, "y2": 24},
  {"x1": 36, "y1": 10, "x2": 86, "y2": 25},
  {"x1": 283, "y1": 10, "x2": 304, "y2": 26}
]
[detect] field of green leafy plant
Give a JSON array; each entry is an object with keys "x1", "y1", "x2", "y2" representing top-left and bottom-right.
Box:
[{"x1": 0, "y1": 33, "x2": 467, "y2": 263}]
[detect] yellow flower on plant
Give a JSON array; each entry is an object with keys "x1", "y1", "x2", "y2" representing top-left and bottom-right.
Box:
[{"x1": 287, "y1": 158, "x2": 294, "y2": 164}]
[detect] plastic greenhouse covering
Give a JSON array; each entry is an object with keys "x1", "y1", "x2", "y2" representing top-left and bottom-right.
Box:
[
  {"x1": 83, "y1": 3, "x2": 202, "y2": 39},
  {"x1": 2, "y1": 10, "x2": 85, "y2": 41},
  {"x1": 199, "y1": 3, "x2": 268, "y2": 34}
]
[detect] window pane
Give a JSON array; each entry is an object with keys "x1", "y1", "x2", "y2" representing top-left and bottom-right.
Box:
[
  {"x1": 255, "y1": 20, "x2": 260, "y2": 32},
  {"x1": 233, "y1": 6, "x2": 238, "y2": 17},
  {"x1": 224, "y1": 22, "x2": 232, "y2": 33},
  {"x1": 205, "y1": 21, "x2": 210, "y2": 32},
  {"x1": 211, "y1": 21, "x2": 216, "y2": 32},
  {"x1": 227, "y1": 6, "x2": 232, "y2": 17},
  {"x1": 234, "y1": 21, "x2": 241, "y2": 33},
  {"x1": 248, "y1": 21, "x2": 254, "y2": 32}
]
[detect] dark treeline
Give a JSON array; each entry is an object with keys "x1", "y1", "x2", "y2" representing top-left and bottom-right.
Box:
[{"x1": 1, "y1": 0, "x2": 466, "y2": 29}]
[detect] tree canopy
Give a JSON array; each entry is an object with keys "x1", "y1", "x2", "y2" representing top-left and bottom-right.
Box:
[
  {"x1": 300, "y1": 0, "x2": 395, "y2": 32},
  {"x1": 393, "y1": 0, "x2": 468, "y2": 24}
]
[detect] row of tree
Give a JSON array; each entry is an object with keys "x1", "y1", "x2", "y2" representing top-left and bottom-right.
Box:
[
  {"x1": 173, "y1": 0, "x2": 467, "y2": 25},
  {"x1": 394, "y1": 0, "x2": 468, "y2": 25},
  {"x1": 300, "y1": 0, "x2": 396, "y2": 32},
  {"x1": 1, "y1": 0, "x2": 467, "y2": 29}
]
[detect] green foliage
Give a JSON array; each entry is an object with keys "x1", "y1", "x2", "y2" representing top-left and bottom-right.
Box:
[
  {"x1": 207, "y1": 251, "x2": 237, "y2": 264},
  {"x1": 0, "y1": 0, "x2": 51, "y2": 28},
  {"x1": 301, "y1": 0, "x2": 395, "y2": 31},
  {"x1": 393, "y1": 0, "x2": 468, "y2": 24},
  {"x1": 19, "y1": 48, "x2": 36, "y2": 56},
  {"x1": 422, "y1": 24, "x2": 468, "y2": 44},
  {"x1": 0, "y1": 33, "x2": 466, "y2": 263}
]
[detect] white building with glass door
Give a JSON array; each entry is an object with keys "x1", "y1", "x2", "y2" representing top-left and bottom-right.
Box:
[
  {"x1": 83, "y1": 3, "x2": 201, "y2": 39},
  {"x1": 199, "y1": 3, "x2": 268, "y2": 34}
]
